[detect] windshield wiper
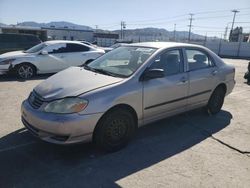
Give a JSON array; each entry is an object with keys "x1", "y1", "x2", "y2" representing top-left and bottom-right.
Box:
[
  {"x1": 93, "y1": 68, "x2": 120, "y2": 77},
  {"x1": 83, "y1": 64, "x2": 123, "y2": 77}
]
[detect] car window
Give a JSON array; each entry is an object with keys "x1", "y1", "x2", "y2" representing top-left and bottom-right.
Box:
[
  {"x1": 186, "y1": 49, "x2": 213, "y2": 71},
  {"x1": 150, "y1": 49, "x2": 183, "y2": 76},
  {"x1": 46, "y1": 43, "x2": 67, "y2": 54},
  {"x1": 88, "y1": 46, "x2": 156, "y2": 77},
  {"x1": 24, "y1": 43, "x2": 47, "y2": 53},
  {"x1": 65, "y1": 43, "x2": 90, "y2": 52}
]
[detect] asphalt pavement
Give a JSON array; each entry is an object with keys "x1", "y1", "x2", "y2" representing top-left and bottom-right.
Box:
[{"x1": 0, "y1": 59, "x2": 249, "y2": 188}]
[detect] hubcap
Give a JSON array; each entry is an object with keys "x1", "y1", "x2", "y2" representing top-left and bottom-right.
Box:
[
  {"x1": 105, "y1": 118, "x2": 128, "y2": 144},
  {"x1": 18, "y1": 65, "x2": 33, "y2": 79}
]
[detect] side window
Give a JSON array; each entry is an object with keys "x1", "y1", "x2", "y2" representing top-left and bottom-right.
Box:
[
  {"x1": 150, "y1": 49, "x2": 183, "y2": 76},
  {"x1": 186, "y1": 49, "x2": 213, "y2": 71},
  {"x1": 46, "y1": 43, "x2": 67, "y2": 54},
  {"x1": 65, "y1": 43, "x2": 90, "y2": 53}
]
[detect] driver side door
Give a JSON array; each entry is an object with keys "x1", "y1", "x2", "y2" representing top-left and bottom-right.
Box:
[
  {"x1": 143, "y1": 49, "x2": 189, "y2": 124},
  {"x1": 36, "y1": 43, "x2": 68, "y2": 73}
]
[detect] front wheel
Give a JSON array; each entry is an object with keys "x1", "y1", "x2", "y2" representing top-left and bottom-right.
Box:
[
  {"x1": 16, "y1": 64, "x2": 36, "y2": 79},
  {"x1": 206, "y1": 87, "x2": 225, "y2": 115},
  {"x1": 94, "y1": 109, "x2": 136, "y2": 152}
]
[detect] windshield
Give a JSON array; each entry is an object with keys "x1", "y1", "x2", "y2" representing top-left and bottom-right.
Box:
[
  {"x1": 24, "y1": 43, "x2": 47, "y2": 53},
  {"x1": 87, "y1": 46, "x2": 156, "y2": 77}
]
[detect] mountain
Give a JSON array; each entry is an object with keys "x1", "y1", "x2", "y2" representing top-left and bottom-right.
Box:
[
  {"x1": 17, "y1": 21, "x2": 93, "y2": 30},
  {"x1": 0, "y1": 23, "x2": 7, "y2": 27},
  {"x1": 112, "y1": 27, "x2": 208, "y2": 41},
  {"x1": 1, "y1": 21, "x2": 217, "y2": 41}
]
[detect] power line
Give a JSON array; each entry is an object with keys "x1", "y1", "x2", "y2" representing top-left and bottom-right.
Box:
[{"x1": 92, "y1": 8, "x2": 250, "y2": 30}]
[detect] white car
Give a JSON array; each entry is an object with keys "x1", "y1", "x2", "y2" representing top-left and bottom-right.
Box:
[{"x1": 0, "y1": 40, "x2": 105, "y2": 79}]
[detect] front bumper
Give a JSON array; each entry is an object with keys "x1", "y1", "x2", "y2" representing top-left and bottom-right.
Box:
[
  {"x1": 21, "y1": 100, "x2": 103, "y2": 144},
  {"x1": 0, "y1": 65, "x2": 10, "y2": 75}
]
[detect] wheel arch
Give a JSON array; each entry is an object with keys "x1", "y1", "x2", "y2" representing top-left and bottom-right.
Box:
[
  {"x1": 214, "y1": 83, "x2": 227, "y2": 94},
  {"x1": 13, "y1": 62, "x2": 37, "y2": 73},
  {"x1": 92, "y1": 103, "x2": 139, "y2": 140}
]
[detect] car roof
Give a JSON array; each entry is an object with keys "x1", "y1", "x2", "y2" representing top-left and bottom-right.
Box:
[
  {"x1": 127, "y1": 42, "x2": 204, "y2": 49},
  {"x1": 44, "y1": 40, "x2": 86, "y2": 45}
]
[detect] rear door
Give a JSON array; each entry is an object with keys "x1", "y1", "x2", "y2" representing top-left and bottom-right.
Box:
[
  {"x1": 184, "y1": 48, "x2": 219, "y2": 108},
  {"x1": 62, "y1": 43, "x2": 92, "y2": 67},
  {"x1": 143, "y1": 48, "x2": 188, "y2": 123}
]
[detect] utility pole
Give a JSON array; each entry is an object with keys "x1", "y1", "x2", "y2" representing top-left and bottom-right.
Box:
[
  {"x1": 123, "y1": 21, "x2": 126, "y2": 40},
  {"x1": 188, "y1": 13, "x2": 194, "y2": 43},
  {"x1": 229, "y1": 10, "x2": 240, "y2": 41},
  {"x1": 120, "y1": 21, "x2": 123, "y2": 39},
  {"x1": 120, "y1": 21, "x2": 126, "y2": 40},
  {"x1": 224, "y1": 26, "x2": 228, "y2": 40},
  {"x1": 95, "y1": 25, "x2": 98, "y2": 32},
  {"x1": 231, "y1": 10, "x2": 239, "y2": 32},
  {"x1": 173, "y1": 24, "x2": 176, "y2": 41}
]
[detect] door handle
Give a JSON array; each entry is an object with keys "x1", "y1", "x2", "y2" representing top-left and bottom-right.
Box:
[
  {"x1": 180, "y1": 77, "x2": 187, "y2": 83},
  {"x1": 60, "y1": 55, "x2": 65, "y2": 58},
  {"x1": 211, "y1": 70, "x2": 218, "y2": 75}
]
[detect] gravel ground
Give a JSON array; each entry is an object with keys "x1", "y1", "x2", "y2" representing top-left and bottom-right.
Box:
[{"x1": 0, "y1": 59, "x2": 249, "y2": 188}]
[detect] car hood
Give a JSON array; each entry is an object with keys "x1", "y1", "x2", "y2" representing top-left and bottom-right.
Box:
[
  {"x1": 0, "y1": 50, "x2": 34, "y2": 59},
  {"x1": 34, "y1": 67, "x2": 124, "y2": 101}
]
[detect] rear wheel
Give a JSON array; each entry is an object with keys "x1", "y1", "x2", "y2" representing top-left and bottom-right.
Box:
[
  {"x1": 16, "y1": 63, "x2": 36, "y2": 79},
  {"x1": 94, "y1": 109, "x2": 136, "y2": 152},
  {"x1": 207, "y1": 86, "x2": 226, "y2": 115}
]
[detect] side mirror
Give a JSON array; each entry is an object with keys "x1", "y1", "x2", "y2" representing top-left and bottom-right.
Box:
[
  {"x1": 140, "y1": 68, "x2": 165, "y2": 81},
  {"x1": 41, "y1": 50, "x2": 48, "y2": 55}
]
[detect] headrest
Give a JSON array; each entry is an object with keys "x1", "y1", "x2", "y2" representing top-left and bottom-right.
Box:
[
  {"x1": 166, "y1": 54, "x2": 179, "y2": 62},
  {"x1": 193, "y1": 54, "x2": 206, "y2": 62}
]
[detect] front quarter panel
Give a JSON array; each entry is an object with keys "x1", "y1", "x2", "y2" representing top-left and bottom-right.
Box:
[{"x1": 78, "y1": 78, "x2": 143, "y2": 125}]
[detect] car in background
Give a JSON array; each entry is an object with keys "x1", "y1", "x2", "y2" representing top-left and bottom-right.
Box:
[
  {"x1": 0, "y1": 33, "x2": 41, "y2": 55},
  {"x1": 21, "y1": 42, "x2": 235, "y2": 151},
  {"x1": 0, "y1": 40, "x2": 105, "y2": 78},
  {"x1": 79, "y1": 40, "x2": 113, "y2": 53}
]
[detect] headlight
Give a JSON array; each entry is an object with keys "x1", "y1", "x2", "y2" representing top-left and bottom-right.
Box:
[
  {"x1": 44, "y1": 98, "x2": 88, "y2": 114},
  {"x1": 0, "y1": 58, "x2": 16, "y2": 65}
]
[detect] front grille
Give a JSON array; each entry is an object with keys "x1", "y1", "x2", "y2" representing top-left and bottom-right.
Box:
[{"x1": 28, "y1": 91, "x2": 44, "y2": 109}]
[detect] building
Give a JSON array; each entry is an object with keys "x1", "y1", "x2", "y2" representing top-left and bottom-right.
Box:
[
  {"x1": 0, "y1": 25, "x2": 47, "y2": 41},
  {"x1": 229, "y1": 27, "x2": 250, "y2": 42},
  {"x1": 94, "y1": 32, "x2": 119, "y2": 47},
  {"x1": 43, "y1": 26, "x2": 94, "y2": 42},
  {"x1": 0, "y1": 25, "x2": 121, "y2": 46},
  {"x1": 0, "y1": 25, "x2": 94, "y2": 42}
]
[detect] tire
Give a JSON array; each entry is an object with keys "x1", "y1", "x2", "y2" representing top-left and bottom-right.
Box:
[
  {"x1": 16, "y1": 63, "x2": 36, "y2": 79},
  {"x1": 207, "y1": 86, "x2": 225, "y2": 115},
  {"x1": 94, "y1": 108, "x2": 137, "y2": 152}
]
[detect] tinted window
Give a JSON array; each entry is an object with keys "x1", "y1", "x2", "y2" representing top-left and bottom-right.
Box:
[
  {"x1": 150, "y1": 49, "x2": 183, "y2": 76},
  {"x1": 186, "y1": 49, "x2": 213, "y2": 71},
  {"x1": 47, "y1": 43, "x2": 67, "y2": 54},
  {"x1": 65, "y1": 43, "x2": 90, "y2": 52},
  {"x1": 25, "y1": 43, "x2": 47, "y2": 53}
]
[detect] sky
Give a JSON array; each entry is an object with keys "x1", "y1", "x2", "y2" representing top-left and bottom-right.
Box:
[{"x1": 0, "y1": 0, "x2": 250, "y2": 37}]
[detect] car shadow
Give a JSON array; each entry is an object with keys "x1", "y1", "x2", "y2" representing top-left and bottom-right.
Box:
[
  {"x1": 0, "y1": 109, "x2": 232, "y2": 188},
  {"x1": 0, "y1": 73, "x2": 53, "y2": 82}
]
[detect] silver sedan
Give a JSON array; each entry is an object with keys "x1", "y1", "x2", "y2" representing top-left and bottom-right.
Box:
[{"x1": 21, "y1": 42, "x2": 235, "y2": 151}]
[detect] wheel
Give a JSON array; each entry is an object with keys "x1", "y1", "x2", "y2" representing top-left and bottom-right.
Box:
[
  {"x1": 16, "y1": 64, "x2": 36, "y2": 79},
  {"x1": 94, "y1": 108, "x2": 136, "y2": 152},
  {"x1": 207, "y1": 87, "x2": 225, "y2": 115}
]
